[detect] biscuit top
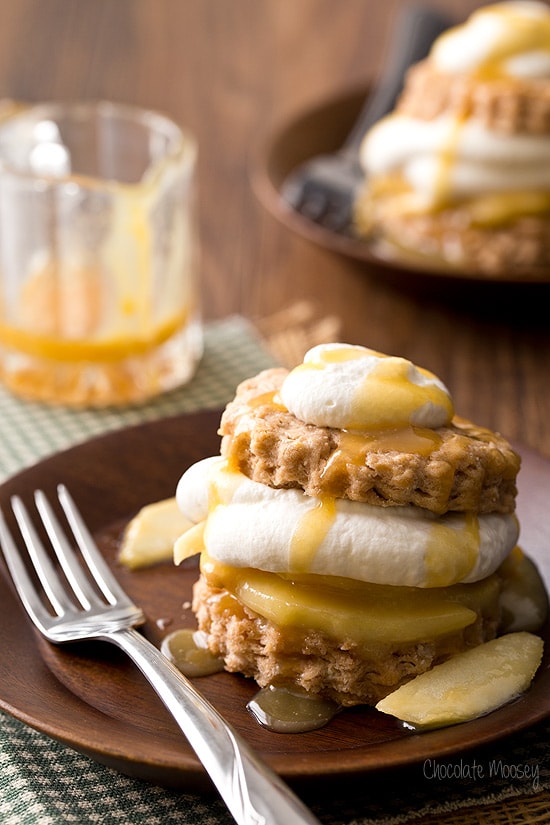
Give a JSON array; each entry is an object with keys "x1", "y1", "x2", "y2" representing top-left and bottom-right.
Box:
[
  {"x1": 279, "y1": 344, "x2": 454, "y2": 430},
  {"x1": 431, "y1": 2, "x2": 550, "y2": 80},
  {"x1": 219, "y1": 366, "x2": 520, "y2": 515}
]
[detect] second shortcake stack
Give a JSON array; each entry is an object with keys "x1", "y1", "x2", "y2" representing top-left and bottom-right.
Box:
[{"x1": 354, "y1": 2, "x2": 550, "y2": 277}]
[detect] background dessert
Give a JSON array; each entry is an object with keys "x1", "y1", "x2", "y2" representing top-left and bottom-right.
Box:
[
  {"x1": 173, "y1": 344, "x2": 547, "y2": 717},
  {"x1": 354, "y1": 1, "x2": 550, "y2": 278}
]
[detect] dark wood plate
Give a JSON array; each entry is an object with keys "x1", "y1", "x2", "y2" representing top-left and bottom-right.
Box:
[
  {"x1": 0, "y1": 411, "x2": 548, "y2": 791},
  {"x1": 250, "y1": 86, "x2": 550, "y2": 288}
]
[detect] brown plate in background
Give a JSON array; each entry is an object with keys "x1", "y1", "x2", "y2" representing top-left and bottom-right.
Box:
[
  {"x1": 0, "y1": 410, "x2": 548, "y2": 791},
  {"x1": 251, "y1": 86, "x2": 550, "y2": 288}
]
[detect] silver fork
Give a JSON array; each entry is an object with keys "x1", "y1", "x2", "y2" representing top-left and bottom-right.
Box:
[
  {"x1": 281, "y1": 6, "x2": 452, "y2": 232},
  {"x1": 0, "y1": 484, "x2": 322, "y2": 825}
]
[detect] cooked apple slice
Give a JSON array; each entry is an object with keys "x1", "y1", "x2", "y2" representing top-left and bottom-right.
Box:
[
  {"x1": 376, "y1": 632, "x2": 544, "y2": 728},
  {"x1": 119, "y1": 497, "x2": 193, "y2": 569},
  {"x1": 200, "y1": 555, "x2": 503, "y2": 645}
]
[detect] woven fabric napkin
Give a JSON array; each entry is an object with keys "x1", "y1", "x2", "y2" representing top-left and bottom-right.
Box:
[{"x1": 0, "y1": 313, "x2": 548, "y2": 825}]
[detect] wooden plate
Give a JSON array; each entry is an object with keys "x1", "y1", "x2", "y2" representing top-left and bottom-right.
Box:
[
  {"x1": 0, "y1": 411, "x2": 548, "y2": 791},
  {"x1": 250, "y1": 86, "x2": 550, "y2": 289}
]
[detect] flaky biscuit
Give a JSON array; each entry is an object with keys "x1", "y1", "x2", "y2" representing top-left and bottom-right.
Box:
[
  {"x1": 219, "y1": 368, "x2": 520, "y2": 515},
  {"x1": 192, "y1": 574, "x2": 500, "y2": 706},
  {"x1": 397, "y1": 60, "x2": 550, "y2": 135}
]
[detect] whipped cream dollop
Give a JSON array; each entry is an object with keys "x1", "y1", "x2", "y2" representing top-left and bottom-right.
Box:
[
  {"x1": 279, "y1": 343, "x2": 454, "y2": 430},
  {"x1": 431, "y1": 2, "x2": 550, "y2": 79},
  {"x1": 175, "y1": 457, "x2": 518, "y2": 588}
]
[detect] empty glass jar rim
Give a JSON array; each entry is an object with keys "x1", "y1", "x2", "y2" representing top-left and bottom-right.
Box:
[{"x1": 0, "y1": 99, "x2": 196, "y2": 187}]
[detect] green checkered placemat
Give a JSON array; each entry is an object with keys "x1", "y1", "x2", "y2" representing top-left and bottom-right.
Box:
[
  {"x1": 1, "y1": 706, "x2": 548, "y2": 825},
  {"x1": 0, "y1": 314, "x2": 548, "y2": 825}
]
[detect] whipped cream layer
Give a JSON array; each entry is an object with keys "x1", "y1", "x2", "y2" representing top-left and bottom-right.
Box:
[
  {"x1": 279, "y1": 344, "x2": 453, "y2": 430},
  {"x1": 362, "y1": 114, "x2": 550, "y2": 205},
  {"x1": 432, "y1": 2, "x2": 550, "y2": 79},
  {"x1": 175, "y1": 456, "x2": 519, "y2": 588}
]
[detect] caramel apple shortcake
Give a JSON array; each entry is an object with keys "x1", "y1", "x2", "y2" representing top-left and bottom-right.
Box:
[{"x1": 172, "y1": 344, "x2": 546, "y2": 715}]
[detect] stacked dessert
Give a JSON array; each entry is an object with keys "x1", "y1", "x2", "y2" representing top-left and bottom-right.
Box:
[
  {"x1": 354, "y1": 1, "x2": 550, "y2": 277},
  {"x1": 174, "y1": 344, "x2": 546, "y2": 710}
]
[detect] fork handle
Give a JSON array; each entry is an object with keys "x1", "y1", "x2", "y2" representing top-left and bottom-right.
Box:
[
  {"x1": 104, "y1": 627, "x2": 321, "y2": 825},
  {"x1": 343, "y1": 5, "x2": 453, "y2": 154}
]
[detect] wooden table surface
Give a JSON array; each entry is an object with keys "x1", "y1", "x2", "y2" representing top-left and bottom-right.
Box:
[{"x1": 0, "y1": 0, "x2": 548, "y2": 459}]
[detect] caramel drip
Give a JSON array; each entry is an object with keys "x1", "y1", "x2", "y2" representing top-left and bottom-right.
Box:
[
  {"x1": 424, "y1": 512, "x2": 480, "y2": 587},
  {"x1": 207, "y1": 460, "x2": 242, "y2": 508},
  {"x1": 248, "y1": 390, "x2": 286, "y2": 409},
  {"x1": 434, "y1": 4, "x2": 550, "y2": 82},
  {"x1": 311, "y1": 345, "x2": 377, "y2": 364},
  {"x1": 350, "y1": 356, "x2": 452, "y2": 430},
  {"x1": 160, "y1": 629, "x2": 224, "y2": 677},
  {"x1": 321, "y1": 425, "x2": 441, "y2": 483},
  {"x1": 342, "y1": 426, "x2": 442, "y2": 457},
  {"x1": 247, "y1": 685, "x2": 339, "y2": 733},
  {"x1": 433, "y1": 110, "x2": 469, "y2": 208},
  {"x1": 289, "y1": 495, "x2": 336, "y2": 572},
  {"x1": 473, "y1": 6, "x2": 550, "y2": 81}
]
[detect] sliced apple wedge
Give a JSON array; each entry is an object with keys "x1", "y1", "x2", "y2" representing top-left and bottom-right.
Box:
[
  {"x1": 119, "y1": 497, "x2": 193, "y2": 569},
  {"x1": 376, "y1": 632, "x2": 544, "y2": 729}
]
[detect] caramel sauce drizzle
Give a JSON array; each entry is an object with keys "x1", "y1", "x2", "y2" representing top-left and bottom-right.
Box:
[
  {"x1": 424, "y1": 512, "x2": 480, "y2": 587},
  {"x1": 289, "y1": 495, "x2": 336, "y2": 572}
]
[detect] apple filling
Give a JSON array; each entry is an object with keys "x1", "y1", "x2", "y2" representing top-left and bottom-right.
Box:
[{"x1": 200, "y1": 547, "x2": 547, "y2": 650}]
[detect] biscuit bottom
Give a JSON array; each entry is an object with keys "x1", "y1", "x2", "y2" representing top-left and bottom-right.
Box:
[
  {"x1": 192, "y1": 574, "x2": 501, "y2": 707},
  {"x1": 353, "y1": 194, "x2": 550, "y2": 280}
]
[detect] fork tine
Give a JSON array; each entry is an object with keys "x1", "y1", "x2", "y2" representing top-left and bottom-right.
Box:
[
  {"x1": 0, "y1": 499, "x2": 70, "y2": 620},
  {"x1": 34, "y1": 490, "x2": 101, "y2": 610},
  {"x1": 56, "y1": 484, "x2": 134, "y2": 608},
  {"x1": 318, "y1": 197, "x2": 354, "y2": 232},
  {"x1": 0, "y1": 508, "x2": 54, "y2": 633},
  {"x1": 292, "y1": 184, "x2": 327, "y2": 222}
]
